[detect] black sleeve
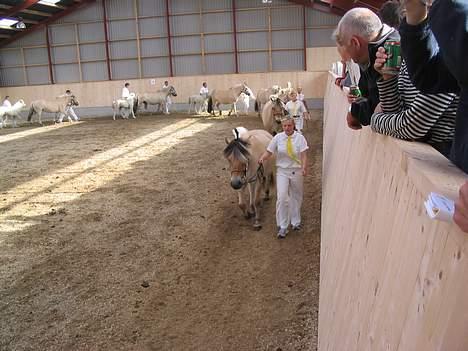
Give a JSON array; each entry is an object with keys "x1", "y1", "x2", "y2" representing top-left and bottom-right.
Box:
[{"x1": 400, "y1": 18, "x2": 459, "y2": 94}]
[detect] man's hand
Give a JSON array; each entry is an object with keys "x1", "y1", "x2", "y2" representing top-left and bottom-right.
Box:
[
  {"x1": 347, "y1": 93, "x2": 358, "y2": 104},
  {"x1": 335, "y1": 76, "x2": 345, "y2": 88},
  {"x1": 346, "y1": 112, "x2": 362, "y2": 130},
  {"x1": 374, "y1": 47, "x2": 397, "y2": 80},
  {"x1": 454, "y1": 181, "x2": 468, "y2": 233},
  {"x1": 402, "y1": 0, "x2": 429, "y2": 25}
]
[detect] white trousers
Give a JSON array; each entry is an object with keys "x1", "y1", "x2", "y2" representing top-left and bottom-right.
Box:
[
  {"x1": 276, "y1": 167, "x2": 303, "y2": 229},
  {"x1": 293, "y1": 116, "x2": 304, "y2": 132},
  {"x1": 58, "y1": 106, "x2": 79, "y2": 122}
]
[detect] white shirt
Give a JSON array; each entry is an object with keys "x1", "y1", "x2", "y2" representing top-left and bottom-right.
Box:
[
  {"x1": 2, "y1": 99, "x2": 11, "y2": 107},
  {"x1": 285, "y1": 100, "x2": 307, "y2": 117},
  {"x1": 200, "y1": 86, "x2": 209, "y2": 95},
  {"x1": 122, "y1": 87, "x2": 130, "y2": 98},
  {"x1": 267, "y1": 131, "x2": 309, "y2": 169},
  {"x1": 297, "y1": 93, "x2": 305, "y2": 102}
]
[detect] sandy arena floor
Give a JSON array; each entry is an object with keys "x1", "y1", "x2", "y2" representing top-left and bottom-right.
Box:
[{"x1": 0, "y1": 111, "x2": 322, "y2": 351}]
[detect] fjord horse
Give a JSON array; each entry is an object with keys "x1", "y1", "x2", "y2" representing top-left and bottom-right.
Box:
[
  {"x1": 207, "y1": 83, "x2": 250, "y2": 117},
  {"x1": 223, "y1": 127, "x2": 275, "y2": 230},
  {"x1": 261, "y1": 96, "x2": 288, "y2": 135}
]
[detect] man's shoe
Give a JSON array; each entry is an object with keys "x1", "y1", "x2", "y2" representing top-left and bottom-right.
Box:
[{"x1": 292, "y1": 224, "x2": 303, "y2": 231}]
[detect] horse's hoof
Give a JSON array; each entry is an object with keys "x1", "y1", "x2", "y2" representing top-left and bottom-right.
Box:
[{"x1": 253, "y1": 224, "x2": 262, "y2": 231}]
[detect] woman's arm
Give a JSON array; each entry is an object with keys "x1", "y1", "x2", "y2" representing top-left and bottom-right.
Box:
[
  {"x1": 301, "y1": 151, "x2": 307, "y2": 176},
  {"x1": 258, "y1": 150, "x2": 273, "y2": 164}
]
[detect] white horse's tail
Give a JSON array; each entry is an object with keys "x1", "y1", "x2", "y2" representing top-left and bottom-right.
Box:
[{"x1": 232, "y1": 127, "x2": 248, "y2": 140}]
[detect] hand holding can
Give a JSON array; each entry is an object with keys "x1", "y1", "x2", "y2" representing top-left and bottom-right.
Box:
[{"x1": 382, "y1": 40, "x2": 401, "y2": 75}]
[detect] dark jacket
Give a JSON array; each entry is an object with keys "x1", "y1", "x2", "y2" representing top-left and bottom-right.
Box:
[
  {"x1": 350, "y1": 25, "x2": 400, "y2": 126},
  {"x1": 400, "y1": 1, "x2": 468, "y2": 173}
]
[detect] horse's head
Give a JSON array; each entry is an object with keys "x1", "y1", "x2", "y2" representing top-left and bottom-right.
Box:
[
  {"x1": 14, "y1": 99, "x2": 26, "y2": 109},
  {"x1": 241, "y1": 84, "x2": 251, "y2": 96},
  {"x1": 223, "y1": 137, "x2": 250, "y2": 190},
  {"x1": 270, "y1": 97, "x2": 287, "y2": 134},
  {"x1": 69, "y1": 95, "x2": 79, "y2": 106},
  {"x1": 169, "y1": 86, "x2": 177, "y2": 97}
]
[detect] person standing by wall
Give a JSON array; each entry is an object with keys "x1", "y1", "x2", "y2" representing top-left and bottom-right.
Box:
[
  {"x1": 258, "y1": 116, "x2": 309, "y2": 238},
  {"x1": 333, "y1": 8, "x2": 400, "y2": 130}
]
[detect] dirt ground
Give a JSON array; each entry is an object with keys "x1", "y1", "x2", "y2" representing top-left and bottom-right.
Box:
[{"x1": 0, "y1": 110, "x2": 322, "y2": 351}]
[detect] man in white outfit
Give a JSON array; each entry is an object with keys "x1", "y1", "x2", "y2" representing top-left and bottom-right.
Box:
[
  {"x1": 2, "y1": 96, "x2": 11, "y2": 107},
  {"x1": 122, "y1": 82, "x2": 131, "y2": 99},
  {"x1": 199, "y1": 82, "x2": 209, "y2": 113},
  {"x1": 285, "y1": 91, "x2": 307, "y2": 133},
  {"x1": 57, "y1": 89, "x2": 79, "y2": 122},
  {"x1": 258, "y1": 116, "x2": 309, "y2": 238},
  {"x1": 162, "y1": 80, "x2": 172, "y2": 113}
]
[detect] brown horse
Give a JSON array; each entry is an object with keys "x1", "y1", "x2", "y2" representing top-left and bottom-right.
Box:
[
  {"x1": 223, "y1": 127, "x2": 275, "y2": 230},
  {"x1": 261, "y1": 96, "x2": 288, "y2": 135}
]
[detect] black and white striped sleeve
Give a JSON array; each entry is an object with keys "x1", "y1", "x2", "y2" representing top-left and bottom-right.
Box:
[
  {"x1": 376, "y1": 75, "x2": 403, "y2": 114},
  {"x1": 370, "y1": 91, "x2": 457, "y2": 140}
]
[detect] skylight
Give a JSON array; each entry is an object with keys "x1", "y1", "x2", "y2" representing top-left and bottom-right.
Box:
[
  {"x1": 0, "y1": 18, "x2": 19, "y2": 27},
  {"x1": 38, "y1": 0, "x2": 61, "y2": 5}
]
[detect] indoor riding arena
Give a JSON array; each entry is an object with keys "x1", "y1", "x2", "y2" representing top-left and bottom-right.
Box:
[
  {"x1": 0, "y1": 1, "x2": 334, "y2": 350},
  {"x1": 3, "y1": 1, "x2": 468, "y2": 351}
]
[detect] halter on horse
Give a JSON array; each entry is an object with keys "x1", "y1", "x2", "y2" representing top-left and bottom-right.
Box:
[{"x1": 223, "y1": 127, "x2": 275, "y2": 229}]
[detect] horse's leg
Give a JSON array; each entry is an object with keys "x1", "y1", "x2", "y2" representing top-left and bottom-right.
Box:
[
  {"x1": 249, "y1": 183, "x2": 263, "y2": 230},
  {"x1": 237, "y1": 189, "x2": 248, "y2": 218},
  {"x1": 234, "y1": 102, "x2": 238, "y2": 117}
]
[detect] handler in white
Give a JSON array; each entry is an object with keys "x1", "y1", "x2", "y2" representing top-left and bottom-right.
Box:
[
  {"x1": 285, "y1": 91, "x2": 307, "y2": 133},
  {"x1": 162, "y1": 80, "x2": 172, "y2": 113},
  {"x1": 122, "y1": 82, "x2": 131, "y2": 99},
  {"x1": 200, "y1": 82, "x2": 209, "y2": 97},
  {"x1": 57, "y1": 89, "x2": 79, "y2": 122},
  {"x1": 2, "y1": 96, "x2": 11, "y2": 107},
  {"x1": 258, "y1": 116, "x2": 309, "y2": 238}
]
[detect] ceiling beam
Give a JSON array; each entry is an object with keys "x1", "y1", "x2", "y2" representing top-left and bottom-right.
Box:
[
  {"x1": 0, "y1": 0, "x2": 40, "y2": 18},
  {"x1": 288, "y1": 0, "x2": 346, "y2": 16},
  {"x1": 0, "y1": 0, "x2": 96, "y2": 47},
  {"x1": 0, "y1": 4, "x2": 53, "y2": 17}
]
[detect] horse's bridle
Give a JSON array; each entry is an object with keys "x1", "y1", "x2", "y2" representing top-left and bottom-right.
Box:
[{"x1": 231, "y1": 161, "x2": 264, "y2": 188}]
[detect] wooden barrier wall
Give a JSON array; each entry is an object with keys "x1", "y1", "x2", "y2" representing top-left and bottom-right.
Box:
[{"x1": 319, "y1": 73, "x2": 468, "y2": 351}]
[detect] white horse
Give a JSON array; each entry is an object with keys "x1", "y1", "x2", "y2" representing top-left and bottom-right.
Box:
[
  {"x1": 207, "y1": 83, "x2": 251, "y2": 117},
  {"x1": 112, "y1": 93, "x2": 138, "y2": 120},
  {"x1": 188, "y1": 94, "x2": 208, "y2": 114},
  {"x1": 138, "y1": 85, "x2": 177, "y2": 114},
  {"x1": 0, "y1": 100, "x2": 27, "y2": 128},
  {"x1": 28, "y1": 95, "x2": 79, "y2": 125}
]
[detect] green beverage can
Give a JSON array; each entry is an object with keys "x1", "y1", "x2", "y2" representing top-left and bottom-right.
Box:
[
  {"x1": 349, "y1": 85, "x2": 362, "y2": 97},
  {"x1": 384, "y1": 40, "x2": 401, "y2": 70}
]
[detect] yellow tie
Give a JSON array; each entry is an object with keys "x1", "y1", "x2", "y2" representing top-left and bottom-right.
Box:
[{"x1": 287, "y1": 135, "x2": 301, "y2": 164}]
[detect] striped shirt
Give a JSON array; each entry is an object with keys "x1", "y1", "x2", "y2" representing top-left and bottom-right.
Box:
[{"x1": 370, "y1": 62, "x2": 458, "y2": 143}]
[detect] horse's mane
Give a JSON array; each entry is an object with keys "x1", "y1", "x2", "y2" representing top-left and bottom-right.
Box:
[{"x1": 223, "y1": 138, "x2": 250, "y2": 163}]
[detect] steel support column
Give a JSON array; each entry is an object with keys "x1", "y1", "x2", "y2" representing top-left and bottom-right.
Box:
[
  {"x1": 165, "y1": 0, "x2": 173, "y2": 77},
  {"x1": 232, "y1": 0, "x2": 239, "y2": 74},
  {"x1": 102, "y1": 0, "x2": 112, "y2": 80}
]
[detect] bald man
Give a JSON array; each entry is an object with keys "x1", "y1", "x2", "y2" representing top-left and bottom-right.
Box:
[{"x1": 333, "y1": 8, "x2": 400, "y2": 130}]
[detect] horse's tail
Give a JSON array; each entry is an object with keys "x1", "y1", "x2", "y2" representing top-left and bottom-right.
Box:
[
  {"x1": 207, "y1": 96, "x2": 213, "y2": 114},
  {"x1": 254, "y1": 100, "x2": 259, "y2": 112},
  {"x1": 27, "y1": 105, "x2": 34, "y2": 121}
]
